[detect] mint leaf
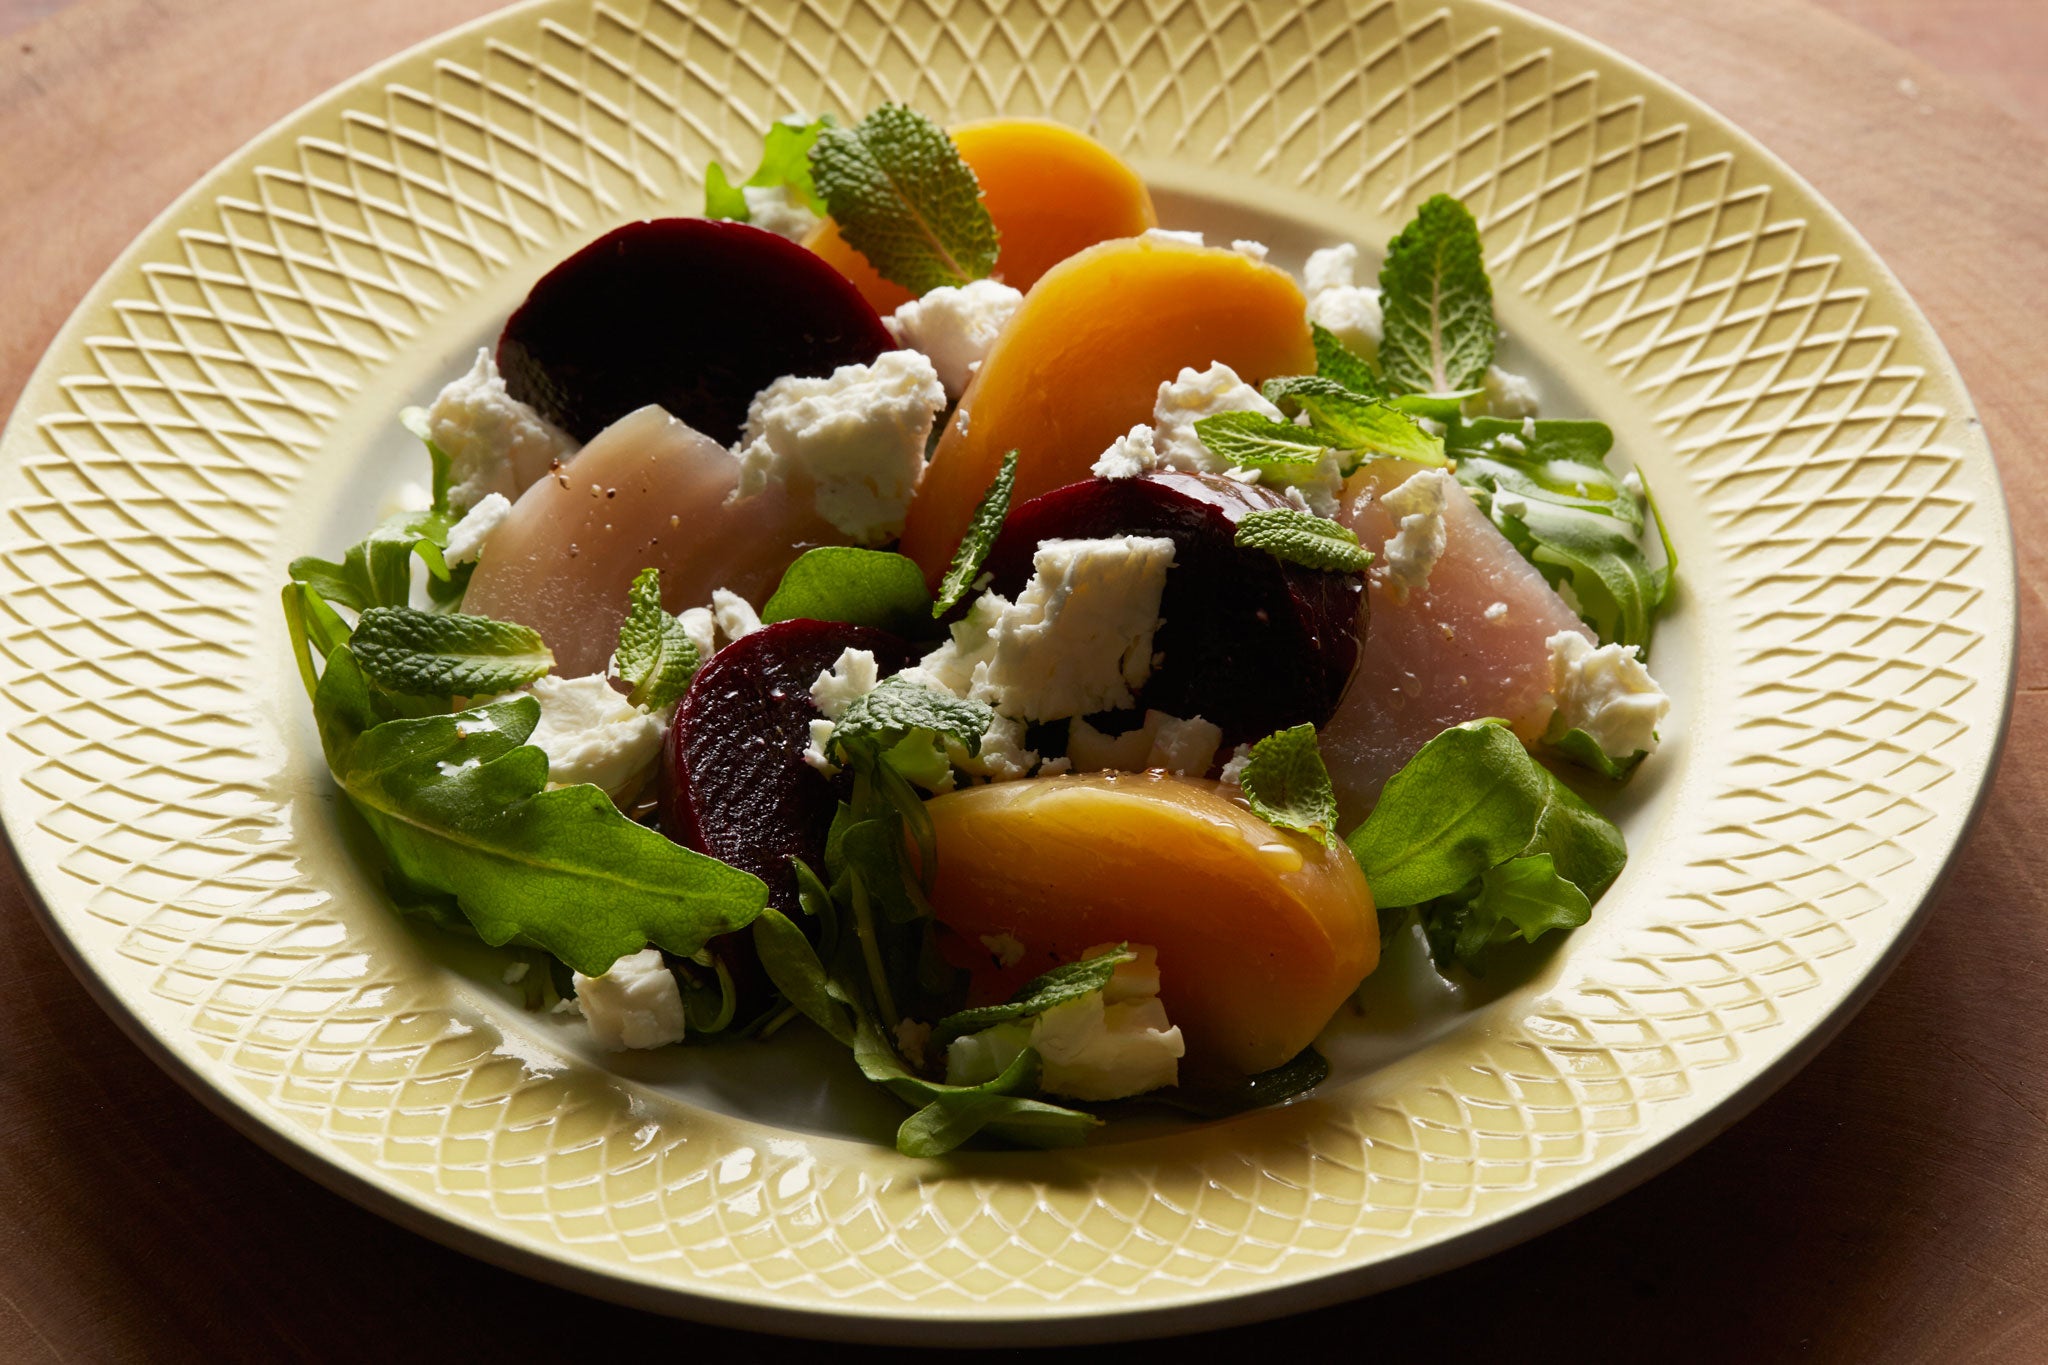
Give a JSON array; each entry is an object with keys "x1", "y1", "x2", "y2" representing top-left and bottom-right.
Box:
[
  {"x1": 1347, "y1": 720, "x2": 1625, "y2": 971},
  {"x1": 1262, "y1": 375, "x2": 1445, "y2": 466},
  {"x1": 314, "y1": 646, "x2": 766, "y2": 976},
  {"x1": 1377, "y1": 194, "x2": 1496, "y2": 395},
  {"x1": 1312, "y1": 323, "x2": 1384, "y2": 396},
  {"x1": 762, "y1": 546, "x2": 933, "y2": 635},
  {"x1": 614, "y1": 567, "x2": 700, "y2": 709},
  {"x1": 1449, "y1": 418, "x2": 1667, "y2": 649},
  {"x1": 808, "y1": 104, "x2": 999, "y2": 295},
  {"x1": 934, "y1": 449, "x2": 1017, "y2": 617},
  {"x1": 1234, "y1": 508, "x2": 1372, "y2": 573},
  {"x1": 932, "y1": 946, "x2": 1133, "y2": 1047},
  {"x1": 351, "y1": 606, "x2": 553, "y2": 697},
  {"x1": 1238, "y1": 724, "x2": 1341, "y2": 848},
  {"x1": 706, "y1": 115, "x2": 833, "y2": 219},
  {"x1": 1192, "y1": 411, "x2": 1334, "y2": 468},
  {"x1": 831, "y1": 676, "x2": 992, "y2": 761},
  {"x1": 1389, "y1": 390, "x2": 1481, "y2": 425}
]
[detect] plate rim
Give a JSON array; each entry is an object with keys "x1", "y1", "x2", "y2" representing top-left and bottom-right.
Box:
[{"x1": 0, "y1": 0, "x2": 2018, "y2": 1342}]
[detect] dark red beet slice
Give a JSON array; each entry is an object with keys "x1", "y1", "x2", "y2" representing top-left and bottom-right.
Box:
[
  {"x1": 497, "y1": 219, "x2": 895, "y2": 445},
  {"x1": 979, "y1": 473, "x2": 1364, "y2": 748}
]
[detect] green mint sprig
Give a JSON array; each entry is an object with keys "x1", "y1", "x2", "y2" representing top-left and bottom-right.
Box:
[
  {"x1": 934, "y1": 449, "x2": 1017, "y2": 617},
  {"x1": 808, "y1": 103, "x2": 999, "y2": 295},
  {"x1": 351, "y1": 606, "x2": 554, "y2": 698},
  {"x1": 1237, "y1": 724, "x2": 1342, "y2": 849},
  {"x1": 1261, "y1": 375, "x2": 1445, "y2": 466},
  {"x1": 1233, "y1": 508, "x2": 1373, "y2": 574},
  {"x1": 614, "y1": 567, "x2": 700, "y2": 709},
  {"x1": 1376, "y1": 193, "x2": 1496, "y2": 395},
  {"x1": 930, "y1": 946, "x2": 1134, "y2": 1048}
]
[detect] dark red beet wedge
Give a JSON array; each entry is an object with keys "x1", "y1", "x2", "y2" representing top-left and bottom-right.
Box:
[
  {"x1": 980, "y1": 473, "x2": 1365, "y2": 747},
  {"x1": 497, "y1": 219, "x2": 895, "y2": 445}
]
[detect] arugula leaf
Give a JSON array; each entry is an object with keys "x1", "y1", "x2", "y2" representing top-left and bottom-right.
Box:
[
  {"x1": 831, "y1": 676, "x2": 992, "y2": 761},
  {"x1": 1234, "y1": 508, "x2": 1372, "y2": 573},
  {"x1": 1238, "y1": 724, "x2": 1341, "y2": 848},
  {"x1": 1347, "y1": 720, "x2": 1625, "y2": 971},
  {"x1": 934, "y1": 449, "x2": 1017, "y2": 617},
  {"x1": 706, "y1": 115, "x2": 833, "y2": 219},
  {"x1": 1191, "y1": 411, "x2": 1336, "y2": 469},
  {"x1": 896, "y1": 1052, "x2": 1099, "y2": 1156},
  {"x1": 1377, "y1": 194, "x2": 1496, "y2": 395},
  {"x1": 1261, "y1": 375, "x2": 1446, "y2": 466},
  {"x1": 314, "y1": 646, "x2": 766, "y2": 976},
  {"x1": 350, "y1": 606, "x2": 553, "y2": 698},
  {"x1": 932, "y1": 947, "x2": 1133, "y2": 1047},
  {"x1": 808, "y1": 104, "x2": 999, "y2": 295},
  {"x1": 1389, "y1": 390, "x2": 1481, "y2": 425},
  {"x1": 1118, "y1": 1046, "x2": 1331, "y2": 1119},
  {"x1": 1449, "y1": 418, "x2": 1666, "y2": 649},
  {"x1": 1547, "y1": 726, "x2": 1642, "y2": 780},
  {"x1": 761, "y1": 547, "x2": 934, "y2": 635},
  {"x1": 614, "y1": 568, "x2": 700, "y2": 709},
  {"x1": 1312, "y1": 323, "x2": 1384, "y2": 396}
]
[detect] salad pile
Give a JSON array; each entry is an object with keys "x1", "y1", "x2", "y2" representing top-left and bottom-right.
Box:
[{"x1": 283, "y1": 106, "x2": 1675, "y2": 1155}]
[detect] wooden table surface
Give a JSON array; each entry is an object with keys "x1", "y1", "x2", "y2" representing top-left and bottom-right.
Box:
[{"x1": 4, "y1": 1, "x2": 2045, "y2": 1359}]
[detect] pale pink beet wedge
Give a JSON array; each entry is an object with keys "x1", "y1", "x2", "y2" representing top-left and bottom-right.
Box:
[{"x1": 1321, "y1": 457, "x2": 1592, "y2": 825}]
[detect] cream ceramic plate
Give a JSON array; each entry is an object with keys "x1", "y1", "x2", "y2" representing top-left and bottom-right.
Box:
[{"x1": 0, "y1": 0, "x2": 2013, "y2": 1344}]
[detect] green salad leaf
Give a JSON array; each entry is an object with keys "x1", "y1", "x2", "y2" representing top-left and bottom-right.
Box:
[
  {"x1": 932, "y1": 947, "x2": 1133, "y2": 1047},
  {"x1": 934, "y1": 449, "x2": 1017, "y2": 617},
  {"x1": 614, "y1": 567, "x2": 701, "y2": 710},
  {"x1": 1346, "y1": 720, "x2": 1624, "y2": 971},
  {"x1": 1449, "y1": 418, "x2": 1671, "y2": 650},
  {"x1": 314, "y1": 646, "x2": 766, "y2": 977},
  {"x1": 350, "y1": 606, "x2": 553, "y2": 698},
  {"x1": 1233, "y1": 508, "x2": 1373, "y2": 573},
  {"x1": 761, "y1": 547, "x2": 934, "y2": 635},
  {"x1": 808, "y1": 104, "x2": 999, "y2": 295},
  {"x1": 1260, "y1": 375, "x2": 1446, "y2": 466},
  {"x1": 1376, "y1": 193, "x2": 1496, "y2": 395},
  {"x1": 1238, "y1": 724, "x2": 1342, "y2": 849},
  {"x1": 705, "y1": 115, "x2": 833, "y2": 221}
]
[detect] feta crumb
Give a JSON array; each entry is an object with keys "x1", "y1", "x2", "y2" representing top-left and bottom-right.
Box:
[
  {"x1": 1622, "y1": 469, "x2": 1645, "y2": 499},
  {"x1": 573, "y1": 948, "x2": 687, "y2": 1051},
  {"x1": 885, "y1": 279, "x2": 1024, "y2": 399},
  {"x1": 1495, "y1": 433, "x2": 1528, "y2": 456},
  {"x1": 893, "y1": 1018, "x2": 932, "y2": 1069},
  {"x1": 1547, "y1": 630, "x2": 1671, "y2": 758},
  {"x1": 443, "y1": 491, "x2": 512, "y2": 565},
  {"x1": 1492, "y1": 489, "x2": 1530, "y2": 521},
  {"x1": 979, "y1": 932, "x2": 1026, "y2": 969},
  {"x1": 1484, "y1": 364, "x2": 1541, "y2": 418},
  {"x1": 1217, "y1": 742, "x2": 1253, "y2": 787},
  {"x1": 802, "y1": 718, "x2": 839, "y2": 777},
  {"x1": 1066, "y1": 713, "x2": 1157, "y2": 772},
  {"x1": 526, "y1": 674, "x2": 667, "y2": 798},
  {"x1": 1301, "y1": 243, "x2": 1384, "y2": 355},
  {"x1": 1147, "y1": 713, "x2": 1222, "y2": 775},
  {"x1": 740, "y1": 183, "x2": 821, "y2": 241},
  {"x1": 1484, "y1": 600, "x2": 1509, "y2": 622},
  {"x1": 951, "y1": 712, "x2": 1039, "y2": 781},
  {"x1": 1230, "y1": 238, "x2": 1270, "y2": 264},
  {"x1": 809, "y1": 647, "x2": 881, "y2": 720},
  {"x1": 502, "y1": 961, "x2": 529, "y2": 985},
  {"x1": 424, "y1": 349, "x2": 580, "y2": 513},
  {"x1": 1038, "y1": 756, "x2": 1072, "y2": 776},
  {"x1": 710, "y1": 588, "x2": 762, "y2": 643},
  {"x1": 978, "y1": 537, "x2": 1177, "y2": 720},
  {"x1": 1521, "y1": 415, "x2": 1538, "y2": 441},
  {"x1": 1141, "y1": 227, "x2": 1206, "y2": 246},
  {"x1": 1152, "y1": 362, "x2": 1285, "y2": 471},
  {"x1": 1379, "y1": 469, "x2": 1454, "y2": 596},
  {"x1": 1091, "y1": 423, "x2": 1160, "y2": 480},
  {"x1": 734, "y1": 350, "x2": 947, "y2": 544},
  {"x1": 946, "y1": 943, "x2": 1183, "y2": 1100},
  {"x1": 678, "y1": 605, "x2": 718, "y2": 661}
]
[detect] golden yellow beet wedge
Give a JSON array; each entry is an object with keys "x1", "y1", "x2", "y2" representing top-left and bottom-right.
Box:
[
  {"x1": 898, "y1": 235, "x2": 1315, "y2": 578},
  {"x1": 924, "y1": 772, "x2": 1378, "y2": 1076}
]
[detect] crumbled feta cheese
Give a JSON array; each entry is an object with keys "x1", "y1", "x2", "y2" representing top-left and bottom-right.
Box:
[
  {"x1": 1484, "y1": 600, "x2": 1509, "y2": 622},
  {"x1": 573, "y1": 948, "x2": 687, "y2": 1051},
  {"x1": 1495, "y1": 432, "x2": 1528, "y2": 456},
  {"x1": 951, "y1": 712, "x2": 1039, "y2": 782},
  {"x1": 678, "y1": 605, "x2": 717, "y2": 661},
  {"x1": 977, "y1": 536, "x2": 1176, "y2": 721},
  {"x1": 1217, "y1": 742, "x2": 1253, "y2": 787},
  {"x1": 502, "y1": 961, "x2": 529, "y2": 985},
  {"x1": 1147, "y1": 713, "x2": 1222, "y2": 775},
  {"x1": 1378, "y1": 469, "x2": 1453, "y2": 596},
  {"x1": 1152, "y1": 362, "x2": 1285, "y2": 471},
  {"x1": 893, "y1": 1018, "x2": 932, "y2": 1069},
  {"x1": 1230, "y1": 238, "x2": 1270, "y2": 264},
  {"x1": 1547, "y1": 630, "x2": 1671, "y2": 758},
  {"x1": 1301, "y1": 243, "x2": 1384, "y2": 355},
  {"x1": 1091, "y1": 423, "x2": 1161, "y2": 480},
  {"x1": 885, "y1": 279, "x2": 1024, "y2": 399},
  {"x1": 1492, "y1": 489, "x2": 1530, "y2": 521},
  {"x1": 425, "y1": 349, "x2": 580, "y2": 513},
  {"x1": 443, "y1": 491, "x2": 512, "y2": 565},
  {"x1": 710, "y1": 588, "x2": 762, "y2": 643},
  {"x1": 1484, "y1": 364, "x2": 1541, "y2": 418},
  {"x1": 1622, "y1": 469, "x2": 1645, "y2": 499},
  {"x1": 979, "y1": 932, "x2": 1026, "y2": 968},
  {"x1": 734, "y1": 350, "x2": 946, "y2": 544},
  {"x1": 945, "y1": 943, "x2": 1183, "y2": 1100},
  {"x1": 809, "y1": 647, "x2": 880, "y2": 720},
  {"x1": 526, "y1": 674, "x2": 667, "y2": 798},
  {"x1": 1141, "y1": 227, "x2": 1206, "y2": 246},
  {"x1": 802, "y1": 718, "x2": 839, "y2": 777},
  {"x1": 740, "y1": 183, "x2": 820, "y2": 241}
]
